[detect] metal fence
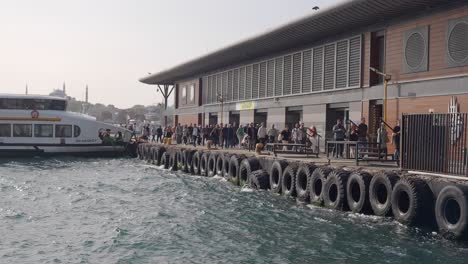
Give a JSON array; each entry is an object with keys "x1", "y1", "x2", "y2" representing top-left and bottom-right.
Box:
[{"x1": 401, "y1": 113, "x2": 468, "y2": 177}]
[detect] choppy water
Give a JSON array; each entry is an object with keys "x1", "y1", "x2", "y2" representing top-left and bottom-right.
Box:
[{"x1": 1, "y1": 158, "x2": 468, "y2": 264}]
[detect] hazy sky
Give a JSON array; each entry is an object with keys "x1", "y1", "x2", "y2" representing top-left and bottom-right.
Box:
[{"x1": 0, "y1": 0, "x2": 341, "y2": 108}]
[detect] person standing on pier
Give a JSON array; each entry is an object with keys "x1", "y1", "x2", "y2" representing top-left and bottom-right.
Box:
[
  {"x1": 257, "y1": 122, "x2": 267, "y2": 146},
  {"x1": 176, "y1": 124, "x2": 183, "y2": 144},
  {"x1": 267, "y1": 124, "x2": 278, "y2": 144},
  {"x1": 392, "y1": 120, "x2": 401, "y2": 165},
  {"x1": 357, "y1": 117, "x2": 368, "y2": 158},
  {"x1": 156, "y1": 126, "x2": 163, "y2": 143},
  {"x1": 332, "y1": 119, "x2": 346, "y2": 158},
  {"x1": 236, "y1": 125, "x2": 245, "y2": 148},
  {"x1": 151, "y1": 126, "x2": 157, "y2": 142},
  {"x1": 192, "y1": 124, "x2": 199, "y2": 147}
]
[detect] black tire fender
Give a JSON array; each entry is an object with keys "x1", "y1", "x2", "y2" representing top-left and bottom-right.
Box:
[
  {"x1": 228, "y1": 155, "x2": 245, "y2": 185},
  {"x1": 222, "y1": 154, "x2": 232, "y2": 178},
  {"x1": 391, "y1": 178, "x2": 433, "y2": 226},
  {"x1": 192, "y1": 151, "x2": 203, "y2": 175},
  {"x1": 239, "y1": 157, "x2": 261, "y2": 186},
  {"x1": 435, "y1": 185, "x2": 468, "y2": 239},
  {"x1": 346, "y1": 171, "x2": 372, "y2": 214},
  {"x1": 269, "y1": 160, "x2": 288, "y2": 194},
  {"x1": 323, "y1": 170, "x2": 351, "y2": 210},
  {"x1": 369, "y1": 172, "x2": 399, "y2": 216},
  {"x1": 160, "y1": 152, "x2": 170, "y2": 170},
  {"x1": 169, "y1": 151, "x2": 178, "y2": 171},
  {"x1": 308, "y1": 166, "x2": 333, "y2": 205},
  {"x1": 282, "y1": 164, "x2": 299, "y2": 197},
  {"x1": 295, "y1": 163, "x2": 317, "y2": 202},
  {"x1": 199, "y1": 152, "x2": 210, "y2": 176},
  {"x1": 208, "y1": 153, "x2": 218, "y2": 177},
  {"x1": 215, "y1": 154, "x2": 224, "y2": 176},
  {"x1": 177, "y1": 149, "x2": 184, "y2": 171},
  {"x1": 250, "y1": 170, "x2": 270, "y2": 190}
]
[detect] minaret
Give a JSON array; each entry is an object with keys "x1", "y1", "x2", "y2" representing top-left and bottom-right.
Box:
[
  {"x1": 25, "y1": 84, "x2": 28, "y2": 95},
  {"x1": 85, "y1": 85, "x2": 89, "y2": 103},
  {"x1": 62, "y1": 82, "x2": 66, "y2": 94}
]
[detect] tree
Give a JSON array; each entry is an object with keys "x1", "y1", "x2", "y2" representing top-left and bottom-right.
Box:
[{"x1": 100, "y1": 111, "x2": 113, "y2": 121}]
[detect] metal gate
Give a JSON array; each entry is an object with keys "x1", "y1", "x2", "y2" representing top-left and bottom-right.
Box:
[{"x1": 401, "y1": 113, "x2": 468, "y2": 177}]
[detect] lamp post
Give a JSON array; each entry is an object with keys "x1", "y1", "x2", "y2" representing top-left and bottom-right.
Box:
[
  {"x1": 369, "y1": 67, "x2": 392, "y2": 123},
  {"x1": 216, "y1": 92, "x2": 225, "y2": 125}
]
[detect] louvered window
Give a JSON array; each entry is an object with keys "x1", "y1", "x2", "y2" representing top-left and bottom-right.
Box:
[
  {"x1": 206, "y1": 77, "x2": 211, "y2": 104},
  {"x1": 245, "y1": 65, "x2": 252, "y2": 99},
  {"x1": 302, "y1": 50, "x2": 312, "y2": 93},
  {"x1": 259, "y1": 62, "x2": 267, "y2": 98},
  {"x1": 283, "y1": 55, "x2": 292, "y2": 95},
  {"x1": 233, "y1": 69, "x2": 239, "y2": 101},
  {"x1": 336, "y1": 41, "x2": 348, "y2": 89},
  {"x1": 267, "y1": 60, "x2": 274, "y2": 97},
  {"x1": 252, "y1": 64, "x2": 259, "y2": 99},
  {"x1": 274, "y1": 58, "x2": 283, "y2": 96},
  {"x1": 312, "y1": 47, "x2": 323, "y2": 91},
  {"x1": 239, "y1": 67, "x2": 246, "y2": 100},
  {"x1": 349, "y1": 36, "x2": 361, "y2": 87},
  {"x1": 292, "y1": 53, "x2": 301, "y2": 94},
  {"x1": 323, "y1": 44, "x2": 335, "y2": 90},
  {"x1": 216, "y1": 74, "x2": 222, "y2": 102},
  {"x1": 227, "y1": 71, "x2": 233, "y2": 102},
  {"x1": 447, "y1": 17, "x2": 468, "y2": 67},
  {"x1": 209, "y1": 76, "x2": 214, "y2": 104}
]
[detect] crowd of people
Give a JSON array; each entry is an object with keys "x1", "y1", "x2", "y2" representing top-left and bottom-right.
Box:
[
  {"x1": 131, "y1": 121, "x2": 321, "y2": 152},
  {"x1": 128, "y1": 116, "x2": 400, "y2": 160}
]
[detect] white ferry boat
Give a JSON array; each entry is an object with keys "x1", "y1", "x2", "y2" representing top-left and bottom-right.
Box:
[{"x1": 0, "y1": 94, "x2": 134, "y2": 157}]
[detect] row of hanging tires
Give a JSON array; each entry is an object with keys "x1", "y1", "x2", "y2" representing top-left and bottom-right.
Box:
[{"x1": 137, "y1": 143, "x2": 468, "y2": 240}]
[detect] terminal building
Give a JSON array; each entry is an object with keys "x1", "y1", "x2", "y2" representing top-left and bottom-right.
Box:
[{"x1": 140, "y1": 0, "x2": 468, "y2": 142}]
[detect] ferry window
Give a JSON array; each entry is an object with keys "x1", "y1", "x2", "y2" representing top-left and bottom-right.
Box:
[
  {"x1": 13, "y1": 124, "x2": 32, "y2": 137},
  {"x1": 73, "y1": 125, "x2": 81, "y2": 137},
  {"x1": 0, "y1": 98, "x2": 67, "y2": 110},
  {"x1": 0, "y1": 124, "x2": 11, "y2": 137},
  {"x1": 55, "y1": 125, "x2": 72, "y2": 138},
  {"x1": 34, "y1": 124, "x2": 53, "y2": 137}
]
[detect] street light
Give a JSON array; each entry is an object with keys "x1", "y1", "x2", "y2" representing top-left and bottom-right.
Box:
[
  {"x1": 216, "y1": 92, "x2": 225, "y2": 125},
  {"x1": 369, "y1": 67, "x2": 392, "y2": 123}
]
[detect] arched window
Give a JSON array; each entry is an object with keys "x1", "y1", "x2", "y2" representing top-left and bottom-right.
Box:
[{"x1": 74, "y1": 125, "x2": 81, "y2": 137}]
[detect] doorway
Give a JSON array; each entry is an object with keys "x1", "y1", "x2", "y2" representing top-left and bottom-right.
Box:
[
  {"x1": 326, "y1": 104, "x2": 349, "y2": 139},
  {"x1": 254, "y1": 109, "x2": 268, "y2": 126},
  {"x1": 368, "y1": 100, "x2": 383, "y2": 141},
  {"x1": 286, "y1": 106, "x2": 303, "y2": 131},
  {"x1": 209, "y1": 113, "x2": 218, "y2": 126},
  {"x1": 229, "y1": 111, "x2": 240, "y2": 126}
]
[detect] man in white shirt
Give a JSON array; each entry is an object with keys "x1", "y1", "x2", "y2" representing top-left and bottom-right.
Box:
[{"x1": 257, "y1": 122, "x2": 267, "y2": 145}]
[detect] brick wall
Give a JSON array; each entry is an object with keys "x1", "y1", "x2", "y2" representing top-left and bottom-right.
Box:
[
  {"x1": 176, "y1": 113, "x2": 200, "y2": 126},
  {"x1": 386, "y1": 7, "x2": 468, "y2": 83}
]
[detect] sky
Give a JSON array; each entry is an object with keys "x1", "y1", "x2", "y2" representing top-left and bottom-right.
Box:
[{"x1": 0, "y1": 0, "x2": 341, "y2": 109}]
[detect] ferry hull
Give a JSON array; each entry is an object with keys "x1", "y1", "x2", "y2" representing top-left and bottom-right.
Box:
[{"x1": 0, "y1": 144, "x2": 128, "y2": 158}]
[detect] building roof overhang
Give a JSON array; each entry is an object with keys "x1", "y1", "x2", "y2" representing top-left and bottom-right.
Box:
[{"x1": 140, "y1": 0, "x2": 460, "y2": 85}]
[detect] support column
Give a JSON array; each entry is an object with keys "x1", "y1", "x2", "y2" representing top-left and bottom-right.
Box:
[
  {"x1": 239, "y1": 110, "x2": 254, "y2": 125},
  {"x1": 267, "y1": 107, "x2": 286, "y2": 130},
  {"x1": 349, "y1": 101, "x2": 362, "y2": 123}
]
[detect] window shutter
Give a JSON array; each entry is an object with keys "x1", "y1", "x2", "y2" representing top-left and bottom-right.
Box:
[
  {"x1": 283, "y1": 55, "x2": 292, "y2": 95},
  {"x1": 252, "y1": 64, "x2": 259, "y2": 99},
  {"x1": 292, "y1": 53, "x2": 301, "y2": 94},
  {"x1": 349, "y1": 36, "x2": 361, "y2": 87},
  {"x1": 312, "y1": 47, "x2": 323, "y2": 91},
  {"x1": 324, "y1": 44, "x2": 336, "y2": 90},
  {"x1": 227, "y1": 71, "x2": 233, "y2": 102},
  {"x1": 216, "y1": 74, "x2": 222, "y2": 101},
  {"x1": 245, "y1": 65, "x2": 252, "y2": 99},
  {"x1": 259, "y1": 62, "x2": 267, "y2": 98},
  {"x1": 274, "y1": 58, "x2": 283, "y2": 96},
  {"x1": 267, "y1": 60, "x2": 274, "y2": 97},
  {"x1": 336, "y1": 40, "x2": 348, "y2": 89},
  {"x1": 302, "y1": 49, "x2": 312, "y2": 93},
  {"x1": 233, "y1": 69, "x2": 239, "y2": 101},
  {"x1": 239, "y1": 67, "x2": 246, "y2": 100}
]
